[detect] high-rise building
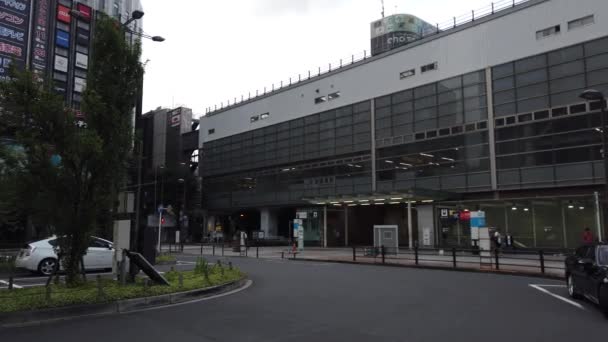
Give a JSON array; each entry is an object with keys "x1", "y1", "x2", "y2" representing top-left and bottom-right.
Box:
[{"x1": 198, "y1": 0, "x2": 608, "y2": 249}]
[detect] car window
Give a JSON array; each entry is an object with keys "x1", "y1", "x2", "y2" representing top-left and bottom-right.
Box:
[
  {"x1": 598, "y1": 247, "x2": 608, "y2": 266},
  {"x1": 48, "y1": 239, "x2": 58, "y2": 247},
  {"x1": 89, "y1": 238, "x2": 108, "y2": 248}
]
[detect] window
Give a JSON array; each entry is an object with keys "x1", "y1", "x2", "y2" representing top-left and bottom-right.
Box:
[
  {"x1": 505, "y1": 116, "x2": 516, "y2": 125},
  {"x1": 415, "y1": 132, "x2": 425, "y2": 140},
  {"x1": 534, "y1": 110, "x2": 550, "y2": 120},
  {"x1": 451, "y1": 126, "x2": 463, "y2": 134},
  {"x1": 536, "y1": 25, "x2": 560, "y2": 40},
  {"x1": 208, "y1": 129, "x2": 215, "y2": 135},
  {"x1": 315, "y1": 96, "x2": 327, "y2": 104},
  {"x1": 250, "y1": 115, "x2": 260, "y2": 123},
  {"x1": 439, "y1": 128, "x2": 450, "y2": 136},
  {"x1": 328, "y1": 92, "x2": 341, "y2": 101},
  {"x1": 421, "y1": 62, "x2": 437, "y2": 73},
  {"x1": 400, "y1": 69, "x2": 415, "y2": 79},
  {"x1": 495, "y1": 118, "x2": 505, "y2": 127},
  {"x1": 552, "y1": 107, "x2": 568, "y2": 117},
  {"x1": 518, "y1": 113, "x2": 533, "y2": 123},
  {"x1": 260, "y1": 112, "x2": 270, "y2": 120},
  {"x1": 89, "y1": 238, "x2": 110, "y2": 248},
  {"x1": 568, "y1": 15, "x2": 594, "y2": 30},
  {"x1": 426, "y1": 130, "x2": 437, "y2": 138},
  {"x1": 569, "y1": 103, "x2": 586, "y2": 114}
]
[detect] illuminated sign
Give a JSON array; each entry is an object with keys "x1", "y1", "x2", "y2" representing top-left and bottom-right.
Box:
[
  {"x1": 76, "y1": 3, "x2": 91, "y2": 21},
  {"x1": 57, "y1": 4, "x2": 71, "y2": 23},
  {"x1": 56, "y1": 29, "x2": 69, "y2": 48}
]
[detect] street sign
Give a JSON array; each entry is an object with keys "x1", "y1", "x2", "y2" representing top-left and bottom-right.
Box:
[{"x1": 440, "y1": 209, "x2": 448, "y2": 218}]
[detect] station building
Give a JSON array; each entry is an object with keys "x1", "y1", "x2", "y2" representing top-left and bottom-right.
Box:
[{"x1": 198, "y1": 0, "x2": 608, "y2": 249}]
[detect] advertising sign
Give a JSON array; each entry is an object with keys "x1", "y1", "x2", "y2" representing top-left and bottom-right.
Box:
[
  {"x1": 169, "y1": 109, "x2": 181, "y2": 127},
  {"x1": 370, "y1": 14, "x2": 437, "y2": 56},
  {"x1": 0, "y1": 0, "x2": 31, "y2": 79},
  {"x1": 31, "y1": 0, "x2": 50, "y2": 76},
  {"x1": 73, "y1": 76, "x2": 86, "y2": 92},
  {"x1": 75, "y1": 52, "x2": 87, "y2": 69},
  {"x1": 76, "y1": 3, "x2": 91, "y2": 21},
  {"x1": 54, "y1": 55, "x2": 68, "y2": 72},
  {"x1": 57, "y1": 4, "x2": 70, "y2": 23},
  {"x1": 56, "y1": 29, "x2": 69, "y2": 48}
]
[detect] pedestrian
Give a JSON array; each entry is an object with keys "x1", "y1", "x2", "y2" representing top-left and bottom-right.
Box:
[
  {"x1": 493, "y1": 230, "x2": 502, "y2": 250},
  {"x1": 582, "y1": 227, "x2": 594, "y2": 245}
]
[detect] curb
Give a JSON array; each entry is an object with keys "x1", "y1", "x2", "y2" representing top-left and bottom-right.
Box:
[
  {"x1": 290, "y1": 257, "x2": 563, "y2": 280},
  {"x1": 0, "y1": 277, "x2": 249, "y2": 328}
]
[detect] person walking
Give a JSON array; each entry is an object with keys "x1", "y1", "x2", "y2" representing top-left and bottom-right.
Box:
[
  {"x1": 493, "y1": 230, "x2": 503, "y2": 251},
  {"x1": 582, "y1": 227, "x2": 594, "y2": 245}
]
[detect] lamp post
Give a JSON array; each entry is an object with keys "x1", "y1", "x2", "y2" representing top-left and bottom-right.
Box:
[{"x1": 579, "y1": 89, "x2": 607, "y2": 242}]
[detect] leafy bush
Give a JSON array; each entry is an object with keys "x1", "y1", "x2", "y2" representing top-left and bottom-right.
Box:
[{"x1": 0, "y1": 266, "x2": 244, "y2": 313}]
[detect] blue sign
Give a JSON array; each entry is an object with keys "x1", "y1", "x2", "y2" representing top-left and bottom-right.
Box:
[{"x1": 56, "y1": 29, "x2": 69, "y2": 48}]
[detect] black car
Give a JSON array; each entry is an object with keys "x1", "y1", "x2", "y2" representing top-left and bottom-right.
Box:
[{"x1": 565, "y1": 244, "x2": 608, "y2": 314}]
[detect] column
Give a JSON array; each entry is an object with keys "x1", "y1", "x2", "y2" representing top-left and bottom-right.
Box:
[
  {"x1": 370, "y1": 98, "x2": 377, "y2": 192},
  {"x1": 323, "y1": 206, "x2": 328, "y2": 248},
  {"x1": 345, "y1": 205, "x2": 349, "y2": 247},
  {"x1": 407, "y1": 201, "x2": 413, "y2": 249},
  {"x1": 260, "y1": 208, "x2": 278, "y2": 239},
  {"x1": 485, "y1": 67, "x2": 498, "y2": 191}
]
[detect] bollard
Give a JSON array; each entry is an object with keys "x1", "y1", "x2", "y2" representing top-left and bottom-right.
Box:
[
  {"x1": 539, "y1": 250, "x2": 545, "y2": 274},
  {"x1": 452, "y1": 248, "x2": 457, "y2": 268},
  {"x1": 414, "y1": 246, "x2": 419, "y2": 265},
  {"x1": 178, "y1": 273, "x2": 184, "y2": 288},
  {"x1": 46, "y1": 286, "x2": 52, "y2": 301},
  {"x1": 352, "y1": 247, "x2": 356, "y2": 261},
  {"x1": 494, "y1": 249, "x2": 500, "y2": 270},
  {"x1": 213, "y1": 244, "x2": 216, "y2": 256},
  {"x1": 256, "y1": 246, "x2": 259, "y2": 259},
  {"x1": 222, "y1": 244, "x2": 225, "y2": 256},
  {"x1": 381, "y1": 245, "x2": 386, "y2": 264},
  {"x1": 143, "y1": 278, "x2": 150, "y2": 291},
  {"x1": 200, "y1": 243, "x2": 203, "y2": 255},
  {"x1": 281, "y1": 251, "x2": 284, "y2": 259},
  {"x1": 245, "y1": 244, "x2": 248, "y2": 257},
  {"x1": 8, "y1": 276, "x2": 13, "y2": 290},
  {"x1": 293, "y1": 251, "x2": 296, "y2": 260}
]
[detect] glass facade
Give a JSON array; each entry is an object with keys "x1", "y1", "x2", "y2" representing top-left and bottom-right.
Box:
[{"x1": 201, "y1": 37, "x2": 608, "y2": 248}]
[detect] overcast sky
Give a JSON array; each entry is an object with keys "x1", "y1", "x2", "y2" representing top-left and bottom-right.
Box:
[{"x1": 141, "y1": 0, "x2": 494, "y2": 118}]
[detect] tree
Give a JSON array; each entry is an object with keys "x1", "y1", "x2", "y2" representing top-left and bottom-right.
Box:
[{"x1": 0, "y1": 15, "x2": 143, "y2": 286}]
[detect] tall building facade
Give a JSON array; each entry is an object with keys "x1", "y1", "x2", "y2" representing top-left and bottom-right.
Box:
[{"x1": 198, "y1": 0, "x2": 608, "y2": 250}]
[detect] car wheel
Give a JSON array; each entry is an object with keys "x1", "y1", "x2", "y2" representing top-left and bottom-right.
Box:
[
  {"x1": 567, "y1": 274, "x2": 583, "y2": 300},
  {"x1": 38, "y1": 258, "x2": 58, "y2": 276}
]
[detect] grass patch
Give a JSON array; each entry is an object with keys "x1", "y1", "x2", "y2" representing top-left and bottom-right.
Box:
[
  {"x1": 156, "y1": 254, "x2": 176, "y2": 263},
  {"x1": 0, "y1": 259, "x2": 243, "y2": 313}
]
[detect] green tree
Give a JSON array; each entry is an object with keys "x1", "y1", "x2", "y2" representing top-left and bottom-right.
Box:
[{"x1": 0, "y1": 15, "x2": 143, "y2": 286}]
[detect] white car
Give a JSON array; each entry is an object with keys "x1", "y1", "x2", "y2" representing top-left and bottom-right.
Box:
[{"x1": 15, "y1": 237, "x2": 114, "y2": 276}]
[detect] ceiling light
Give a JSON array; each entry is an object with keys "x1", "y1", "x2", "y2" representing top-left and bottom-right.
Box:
[
  {"x1": 524, "y1": 208, "x2": 529, "y2": 212},
  {"x1": 441, "y1": 157, "x2": 455, "y2": 162},
  {"x1": 360, "y1": 203, "x2": 371, "y2": 206},
  {"x1": 421, "y1": 200, "x2": 434, "y2": 203},
  {"x1": 315, "y1": 203, "x2": 326, "y2": 205},
  {"x1": 374, "y1": 199, "x2": 386, "y2": 201},
  {"x1": 385, "y1": 160, "x2": 394, "y2": 164},
  {"x1": 568, "y1": 205, "x2": 574, "y2": 209},
  {"x1": 389, "y1": 202, "x2": 400, "y2": 205},
  {"x1": 579, "y1": 206, "x2": 585, "y2": 210},
  {"x1": 330, "y1": 202, "x2": 340, "y2": 204},
  {"x1": 359, "y1": 200, "x2": 370, "y2": 203},
  {"x1": 511, "y1": 207, "x2": 517, "y2": 211},
  {"x1": 400, "y1": 163, "x2": 413, "y2": 167},
  {"x1": 391, "y1": 197, "x2": 403, "y2": 201},
  {"x1": 420, "y1": 153, "x2": 434, "y2": 158},
  {"x1": 348, "y1": 204, "x2": 357, "y2": 207},
  {"x1": 344, "y1": 201, "x2": 354, "y2": 203}
]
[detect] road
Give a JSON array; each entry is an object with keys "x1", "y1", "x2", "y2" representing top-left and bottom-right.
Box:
[{"x1": 2, "y1": 254, "x2": 607, "y2": 341}]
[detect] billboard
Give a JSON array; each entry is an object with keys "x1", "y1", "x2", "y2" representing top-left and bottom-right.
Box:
[
  {"x1": 370, "y1": 14, "x2": 437, "y2": 56},
  {"x1": 31, "y1": 0, "x2": 50, "y2": 76},
  {"x1": 57, "y1": 4, "x2": 70, "y2": 24},
  {"x1": 0, "y1": 0, "x2": 31, "y2": 79},
  {"x1": 56, "y1": 29, "x2": 69, "y2": 48}
]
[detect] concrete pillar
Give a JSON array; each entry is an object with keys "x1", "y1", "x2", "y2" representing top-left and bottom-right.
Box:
[
  {"x1": 323, "y1": 206, "x2": 328, "y2": 248},
  {"x1": 260, "y1": 208, "x2": 278, "y2": 238},
  {"x1": 408, "y1": 201, "x2": 413, "y2": 249},
  {"x1": 417, "y1": 205, "x2": 435, "y2": 248},
  {"x1": 344, "y1": 206, "x2": 349, "y2": 247}
]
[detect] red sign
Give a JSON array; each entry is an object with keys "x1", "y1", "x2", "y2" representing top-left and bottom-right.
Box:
[
  {"x1": 459, "y1": 211, "x2": 471, "y2": 221},
  {"x1": 77, "y1": 3, "x2": 91, "y2": 21},
  {"x1": 57, "y1": 5, "x2": 71, "y2": 23}
]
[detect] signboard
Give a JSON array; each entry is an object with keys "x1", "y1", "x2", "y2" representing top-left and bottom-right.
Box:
[
  {"x1": 76, "y1": 3, "x2": 91, "y2": 21},
  {"x1": 73, "y1": 76, "x2": 86, "y2": 92},
  {"x1": 459, "y1": 210, "x2": 471, "y2": 221},
  {"x1": 57, "y1": 4, "x2": 71, "y2": 23},
  {"x1": 293, "y1": 219, "x2": 302, "y2": 243},
  {"x1": 470, "y1": 211, "x2": 486, "y2": 228},
  {"x1": 168, "y1": 108, "x2": 181, "y2": 127},
  {"x1": 440, "y1": 208, "x2": 449, "y2": 218},
  {"x1": 423, "y1": 228, "x2": 431, "y2": 246},
  {"x1": 75, "y1": 52, "x2": 87, "y2": 69},
  {"x1": 296, "y1": 212, "x2": 308, "y2": 219},
  {"x1": 31, "y1": 0, "x2": 50, "y2": 76},
  {"x1": 370, "y1": 14, "x2": 437, "y2": 56},
  {"x1": 56, "y1": 29, "x2": 69, "y2": 48},
  {"x1": 0, "y1": 0, "x2": 31, "y2": 79},
  {"x1": 54, "y1": 55, "x2": 68, "y2": 72}
]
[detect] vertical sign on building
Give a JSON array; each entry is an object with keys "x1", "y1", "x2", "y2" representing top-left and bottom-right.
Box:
[
  {"x1": 0, "y1": 0, "x2": 32, "y2": 80},
  {"x1": 72, "y1": 2, "x2": 91, "y2": 109},
  {"x1": 53, "y1": 1, "x2": 72, "y2": 97},
  {"x1": 31, "y1": 0, "x2": 50, "y2": 78}
]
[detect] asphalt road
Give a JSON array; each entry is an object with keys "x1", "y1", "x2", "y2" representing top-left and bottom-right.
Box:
[{"x1": 2, "y1": 254, "x2": 608, "y2": 341}]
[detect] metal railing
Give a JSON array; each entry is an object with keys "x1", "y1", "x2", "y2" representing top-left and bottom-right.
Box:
[{"x1": 204, "y1": 0, "x2": 531, "y2": 116}]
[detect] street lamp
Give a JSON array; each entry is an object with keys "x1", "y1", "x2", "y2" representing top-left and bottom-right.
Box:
[{"x1": 579, "y1": 89, "x2": 607, "y2": 242}]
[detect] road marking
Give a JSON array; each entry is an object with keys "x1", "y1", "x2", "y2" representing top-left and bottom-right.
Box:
[
  {"x1": 176, "y1": 261, "x2": 196, "y2": 265},
  {"x1": 530, "y1": 284, "x2": 566, "y2": 287},
  {"x1": 0, "y1": 280, "x2": 23, "y2": 289},
  {"x1": 529, "y1": 284, "x2": 585, "y2": 310}
]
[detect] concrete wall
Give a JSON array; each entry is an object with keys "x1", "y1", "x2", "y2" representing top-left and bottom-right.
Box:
[{"x1": 200, "y1": 0, "x2": 608, "y2": 145}]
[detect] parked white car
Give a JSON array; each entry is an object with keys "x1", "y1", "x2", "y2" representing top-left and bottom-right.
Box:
[{"x1": 15, "y1": 237, "x2": 114, "y2": 276}]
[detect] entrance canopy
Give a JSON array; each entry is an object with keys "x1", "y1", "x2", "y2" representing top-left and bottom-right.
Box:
[{"x1": 303, "y1": 188, "x2": 453, "y2": 207}]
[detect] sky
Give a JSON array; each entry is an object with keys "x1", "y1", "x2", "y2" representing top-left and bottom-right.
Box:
[{"x1": 140, "y1": 0, "x2": 495, "y2": 118}]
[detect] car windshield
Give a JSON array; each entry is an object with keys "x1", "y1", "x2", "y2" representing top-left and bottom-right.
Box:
[{"x1": 598, "y1": 246, "x2": 608, "y2": 266}]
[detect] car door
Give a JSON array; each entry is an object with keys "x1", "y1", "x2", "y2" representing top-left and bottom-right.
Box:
[
  {"x1": 84, "y1": 238, "x2": 109, "y2": 270},
  {"x1": 96, "y1": 239, "x2": 114, "y2": 269},
  {"x1": 581, "y1": 246, "x2": 597, "y2": 299},
  {"x1": 588, "y1": 246, "x2": 607, "y2": 304},
  {"x1": 571, "y1": 246, "x2": 588, "y2": 291}
]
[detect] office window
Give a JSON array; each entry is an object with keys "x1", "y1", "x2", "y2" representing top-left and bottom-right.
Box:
[
  {"x1": 400, "y1": 69, "x2": 415, "y2": 79},
  {"x1": 568, "y1": 15, "x2": 594, "y2": 30},
  {"x1": 536, "y1": 25, "x2": 560, "y2": 40},
  {"x1": 315, "y1": 96, "x2": 327, "y2": 104},
  {"x1": 208, "y1": 129, "x2": 215, "y2": 135},
  {"x1": 495, "y1": 118, "x2": 505, "y2": 127},
  {"x1": 421, "y1": 62, "x2": 437, "y2": 73}
]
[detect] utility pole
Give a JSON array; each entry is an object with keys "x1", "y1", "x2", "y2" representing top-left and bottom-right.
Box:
[{"x1": 129, "y1": 140, "x2": 143, "y2": 280}]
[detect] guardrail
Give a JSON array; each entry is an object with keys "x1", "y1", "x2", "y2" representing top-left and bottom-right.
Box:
[
  {"x1": 204, "y1": 0, "x2": 532, "y2": 116},
  {"x1": 192, "y1": 243, "x2": 566, "y2": 278}
]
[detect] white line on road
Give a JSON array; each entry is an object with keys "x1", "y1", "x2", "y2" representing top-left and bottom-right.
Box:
[
  {"x1": 0, "y1": 280, "x2": 23, "y2": 289},
  {"x1": 530, "y1": 284, "x2": 566, "y2": 287},
  {"x1": 529, "y1": 284, "x2": 585, "y2": 310}
]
